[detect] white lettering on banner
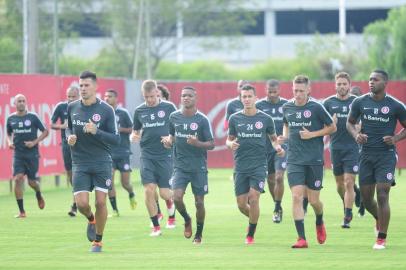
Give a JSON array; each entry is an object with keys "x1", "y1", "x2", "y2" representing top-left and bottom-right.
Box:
[
  {"x1": 206, "y1": 99, "x2": 229, "y2": 151},
  {"x1": 0, "y1": 84, "x2": 9, "y2": 95},
  {"x1": 43, "y1": 158, "x2": 58, "y2": 167}
]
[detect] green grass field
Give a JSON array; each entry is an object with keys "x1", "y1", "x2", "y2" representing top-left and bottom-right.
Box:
[{"x1": 0, "y1": 169, "x2": 405, "y2": 270}]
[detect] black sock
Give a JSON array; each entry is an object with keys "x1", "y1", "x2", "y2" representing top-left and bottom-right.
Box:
[
  {"x1": 156, "y1": 201, "x2": 162, "y2": 215},
  {"x1": 303, "y1": 198, "x2": 308, "y2": 212},
  {"x1": 72, "y1": 203, "x2": 77, "y2": 210},
  {"x1": 373, "y1": 214, "x2": 378, "y2": 220},
  {"x1": 17, "y1": 199, "x2": 25, "y2": 213},
  {"x1": 316, "y1": 213, "x2": 323, "y2": 226},
  {"x1": 169, "y1": 213, "x2": 176, "y2": 219},
  {"x1": 95, "y1": 234, "x2": 103, "y2": 242},
  {"x1": 247, "y1": 223, "x2": 257, "y2": 237},
  {"x1": 151, "y1": 215, "x2": 160, "y2": 227},
  {"x1": 377, "y1": 232, "x2": 387, "y2": 239},
  {"x1": 109, "y1": 196, "x2": 118, "y2": 211},
  {"x1": 294, "y1": 219, "x2": 306, "y2": 240},
  {"x1": 178, "y1": 210, "x2": 191, "y2": 223},
  {"x1": 344, "y1": 208, "x2": 353, "y2": 219},
  {"x1": 274, "y1": 200, "x2": 282, "y2": 211},
  {"x1": 87, "y1": 213, "x2": 95, "y2": 222},
  {"x1": 35, "y1": 191, "x2": 42, "y2": 200},
  {"x1": 129, "y1": 192, "x2": 135, "y2": 199},
  {"x1": 196, "y1": 222, "x2": 204, "y2": 238}
]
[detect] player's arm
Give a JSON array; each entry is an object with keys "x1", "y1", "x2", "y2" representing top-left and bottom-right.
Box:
[
  {"x1": 299, "y1": 123, "x2": 336, "y2": 140},
  {"x1": 277, "y1": 123, "x2": 289, "y2": 144},
  {"x1": 131, "y1": 129, "x2": 141, "y2": 143},
  {"x1": 268, "y1": 133, "x2": 285, "y2": 157},
  {"x1": 93, "y1": 109, "x2": 120, "y2": 145},
  {"x1": 346, "y1": 99, "x2": 367, "y2": 144},
  {"x1": 50, "y1": 104, "x2": 67, "y2": 130},
  {"x1": 120, "y1": 110, "x2": 133, "y2": 134},
  {"x1": 65, "y1": 105, "x2": 77, "y2": 146},
  {"x1": 187, "y1": 135, "x2": 215, "y2": 150},
  {"x1": 383, "y1": 119, "x2": 406, "y2": 145},
  {"x1": 24, "y1": 120, "x2": 49, "y2": 148},
  {"x1": 187, "y1": 118, "x2": 215, "y2": 150},
  {"x1": 226, "y1": 135, "x2": 239, "y2": 151}
]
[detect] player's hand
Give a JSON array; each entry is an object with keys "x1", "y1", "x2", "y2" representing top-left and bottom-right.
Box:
[
  {"x1": 24, "y1": 141, "x2": 36, "y2": 148},
  {"x1": 332, "y1": 113, "x2": 338, "y2": 124},
  {"x1": 186, "y1": 134, "x2": 199, "y2": 146},
  {"x1": 383, "y1": 135, "x2": 396, "y2": 145},
  {"x1": 67, "y1": 135, "x2": 77, "y2": 146},
  {"x1": 275, "y1": 145, "x2": 285, "y2": 157},
  {"x1": 84, "y1": 119, "x2": 97, "y2": 135},
  {"x1": 299, "y1": 127, "x2": 313, "y2": 140},
  {"x1": 8, "y1": 142, "x2": 15, "y2": 150},
  {"x1": 161, "y1": 136, "x2": 172, "y2": 148},
  {"x1": 130, "y1": 132, "x2": 141, "y2": 143},
  {"x1": 229, "y1": 139, "x2": 240, "y2": 151},
  {"x1": 277, "y1": 135, "x2": 287, "y2": 144},
  {"x1": 356, "y1": 133, "x2": 368, "y2": 144}
]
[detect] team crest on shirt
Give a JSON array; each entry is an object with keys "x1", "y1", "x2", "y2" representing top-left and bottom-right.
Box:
[
  {"x1": 105, "y1": 179, "x2": 112, "y2": 187},
  {"x1": 314, "y1": 180, "x2": 321, "y2": 188},
  {"x1": 24, "y1": 119, "x2": 31, "y2": 126},
  {"x1": 158, "y1": 110, "x2": 165, "y2": 118},
  {"x1": 190, "y1": 122, "x2": 198, "y2": 130},
  {"x1": 303, "y1": 110, "x2": 311, "y2": 118},
  {"x1": 381, "y1": 106, "x2": 390, "y2": 114},
  {"x1": 353, "y1": 165, "x2": 359, "y2": 173},
  {"x1": 278, "y1": 107, "x2": 283, "y2": 113},
  {"x1": 92, "y1": 114, "x2": 101, "y2": 122},
  {"x1": 386, "y1": 173, "x2": 393, "y2": 180},
  {"x1": 255, "y1": 121, "x2": 263, "y2": 129}
]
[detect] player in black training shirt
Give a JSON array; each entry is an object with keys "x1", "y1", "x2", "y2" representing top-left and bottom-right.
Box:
[
  {"x1": 6, "y1": 94, "x2": 49, "y2": 218},
  {"x1": 51, "y1": 85, "x2": 80, "y2": 217},
  {"x1": 66, "y1": 71, "x2": 119, "y2": 252},
  {"x1": 347, "y1": 70, "x2": 406, "y2": 250}
]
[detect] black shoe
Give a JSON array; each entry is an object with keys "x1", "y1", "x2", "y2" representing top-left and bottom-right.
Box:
[
  {"x1": 272, "y1": 209, "x2": 283, "y2": 223},
  {"x1": 87, "y1": 221, "x2": 96, "y2": 242},
  {"x1": 341, "y1": 215, "x2": 352, "y2": 229},
  {"x1": 358, "y1": 203, "x2": 365, "y2": 217},
  {"x1": 68, "y1": 205, "x2": 77, "y2": 217}
]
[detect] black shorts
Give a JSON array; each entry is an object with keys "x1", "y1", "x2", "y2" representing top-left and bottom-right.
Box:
[
  {"x1": 62, "y1": 142, "x2": 72, "y2": 171},
  {"x1": 234, "y1": 166, "x2": 267, "y2": 196},
  {"x1": 112, "y1": 156, "x2": 132, "y2": 172},
  {"x1": 266, "y1": 145, "x2": 288, "y2": 175},
  {"x1": 171, "y1": 168, "x2": 208, "y2": 196},
  {"x1": 140, "y1": 157, "x2": 172, "y2": 188},
  {"x1": 287, "y1": 164, "x2": 324, "y2": 190},
  {"x1": 13, "y1": 155, "x2": 39, "y2": 180},
  {"x1": 72, "y1": 163, "x2": 113, "y2": 194},
  {"x1": 330, "y1": 148, "x2": 359, "y2": 176},
  {"x1": 359, "y1": 150, "x2": 397, "y2": 186}
]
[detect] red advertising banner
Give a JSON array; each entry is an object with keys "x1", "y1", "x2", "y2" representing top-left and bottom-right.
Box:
[
  {"x1": 164, "y1": 81, "x2": 406, "y2": 169},
  {"x1": 0, "y1": 74, "x2": 125, "y2": 180}
]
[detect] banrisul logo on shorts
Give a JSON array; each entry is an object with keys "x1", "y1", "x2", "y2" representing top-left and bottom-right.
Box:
[
  {"x1": 255, "y1": 121, "x2": 263, "y2": 129},
  {"x1": 303, "y1": 110, "x2": 312, "y2": 118},
  {"x1": 190, "y1": 122, "x2": 198, "y2": 130},
  {"x1": 158, "y1": 110, "x2": 165, "y2": 118},
  {"x1": 92, "y1": 114, "x2": 101, "y2": 122},
  {"x1": 381, "y1": 106, "x2": 390, "y2": 114}
]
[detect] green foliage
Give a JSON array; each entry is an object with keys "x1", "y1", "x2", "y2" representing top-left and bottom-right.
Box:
[
  {"x1": 364, "y1": 5, "x2": 406, "y2": 79},
  {"x1": 0, "y1": 37, "x2": 22, "y2": 73}
]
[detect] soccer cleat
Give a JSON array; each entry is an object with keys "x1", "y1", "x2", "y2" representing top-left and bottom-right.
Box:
[
  {"x1": 166, "y1": 217, "x2": 176, "y2": 229},
  {"x1": 112, "y1": 210, "x2": 120, "y2": 217},
  {"x1": 358, "y1": 203, "x2": 365, "y2": 217},
  {"x1": 166, "y1": 200, "x2": 176, "y2": 217},
  {"x1": 129, "y1": 197, "x2": 137, "y2": 210},
  {"x1": 37, "y1": 196, "x2": 45, "y2": 210},
  {"x1": 291, "y1": 238, "x2": 308, "y2": 248},
  {"x1": 316, "y1": 224, "x2": 327, "y2": 244},
  {"x1": 373, "y1": 238, "x2": 386, "y2": 250},
  {"x1": 68, "y1": 206, "x2": 77, "y2": 217},
  {"x1": 272, "y1": 209, "x2": 283, "y2": 223},
  {"x1": 193, "y1": 236, "x2": 202, "y2": 245},
  {"x1": 157, "y1": 213, "x2": 164, "y2": 222},
  {"x1": 150, "y1": 226, "x2": 162, "y2": 237},
  {"x1": 87, "y1": 220, "x2": 96, "y2": 242},
  {"x1": 184, "y1": 220, "x2": 193, "y2": 239},
  {"x1": 245, "y1": 236, "x2": 255, "y2": 245},
  {"x1": 341, "y1": 214, "x2": 353, "y2": 229},
  {"x1": 15, "y1": 212, "x2": 26, "y2": 218},
  {"x1": 90, "y1": 241, "x2": 102, "y2": 252}
]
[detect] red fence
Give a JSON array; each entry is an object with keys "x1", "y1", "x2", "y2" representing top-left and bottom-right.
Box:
[
  {"x1": 165, "y1": 81, "x2": 406, "y2": 169},
  {"x1": 0, "y1": 74, "x2": 125, "y2": 180}
]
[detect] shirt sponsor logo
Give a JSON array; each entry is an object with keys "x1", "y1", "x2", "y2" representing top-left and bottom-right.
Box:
[
  {"x1": 92, "y1": 114, "x2": 101, "y2": 122},
  {"x1": 237, "y1": 132, "x2": 262, "y2": 138},
  {"x1": 24, "y1": 119, "x2": 31, "y2": 126},
  {"x1": 303, "y1": 110, "x2": 312, "y2": 118},
  {"x1": 190, "y1": 122, "x2": 198, "y2": 130},
  {"x1": 278, "y1": 107, "x2": 283, "y2": 113},
  {"x1": 158, "y1": 110, "x2": 166, "y2": 118},
  {"x1": 143, "y1": 121, "x2": 165, "y2": 128},
  {"x1": 363, "y1": 114, "x2": 389, "y2": 123},
  {"x1": 289, "y1": 121, "x2": 312, "y2": 127},
  {"x1": 255, "y1": 121, "x2": 263, "y2": 129},
  {"x1": 381, "y1": 106, "x2": 390, "y2": 114}
]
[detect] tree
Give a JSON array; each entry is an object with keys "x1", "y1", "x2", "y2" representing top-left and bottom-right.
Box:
[
  {"x1": 100, "y1": 0, "x2": 256, "y2": 78},
  {"x1": 364, "y1": 6, "x2": 406, "y2": 79}
]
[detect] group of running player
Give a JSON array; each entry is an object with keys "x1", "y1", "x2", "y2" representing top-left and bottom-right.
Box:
[{"x1": 6, "y1": 69, "x2": 406, "y2": 252}]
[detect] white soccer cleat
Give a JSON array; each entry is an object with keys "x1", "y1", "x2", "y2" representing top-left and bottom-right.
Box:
[
  {"x1": 373, "y1": 238, "x2": 386, "y2": 250},
  {"x1": 150, "y1": 226, "x2": 162, "y2": 237}
]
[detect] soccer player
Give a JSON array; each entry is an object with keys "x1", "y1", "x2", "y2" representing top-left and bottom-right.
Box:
[
  {"x1": 131, "y1": 80, "x2": 177, "y2": 236},
  {"x1": 66, "y1": 71, "x2": 120, "y2": 252},
  {"x1": 227, "y1": 84, "x2": 284, "y2": 244},
  {"x1": 256, "y1": 79, "x2": 288, "y2": 223},
  {"x1": 347, "y1": 69, "x2": 406, "y2": 249},
  {"x1": 224, "y1": 80, "x2": 247, "y2": 128},
  {"x1": 157, "y1": 83, "x2": 170, "y2": 101},
  {"x1": 280, "y1": 75, "x2": 336, "y2": 248},
  {"x1": 51, "y1": 85, "x2": 80, "y2": 217},
  {"x1": 104, "y1": 89, "x2": 137, "y2": 216},
  {"x1": 6, "y1": 94, "x2": 49, "y2": 218},
  {"x1": 162, "y1": 86, "x2": 215, "y2": 244},
  {"x1": 323, "y1": 72, "x2": 359, "y2": 228}
]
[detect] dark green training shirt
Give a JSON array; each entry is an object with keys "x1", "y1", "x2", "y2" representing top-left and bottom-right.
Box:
[
  {"x1": 169, "y1": 110, "x2": 214, "y2": 172},
  {"x1": 51, "y1": 101, "x2": 69, "y2": 144},
  {"x1": 228, "y1": 110, "x2": 276, "y2": 172},
  {"x1": 111, "y1": 106, "x2": 133, "y2": 159},
  {"x1": 323, "y1": 95, "x2": 358, "y2": 150},
  {"x1": 349, "y1": 93, "x2": 406, "y2": 153},
  {"x1": 282, "y1": 98, "x2": 333, "y2": 165},
  {"x1": 225, "y1": 97, "x2": 243, "y2": 121},
  {"x1": 133, "y1": 100, "x2": 177, "y2": 159}
]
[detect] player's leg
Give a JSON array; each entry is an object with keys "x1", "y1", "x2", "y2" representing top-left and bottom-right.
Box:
[
  {"x1": 190, "y1": 171, "x2": 209, "y2": 244},
  {"x1": 92, "y1": 190, "x2": 108, "y2": 252},
  {"x1": 342, "y1": 172, "x2": 356, "y2": 228},
  {"x1": 266, "y1": 152, "x2": 276, "y2": 201},
  {"x1": 235, "y1": 172, "x2": 250, "y2": 217},
  {"x1": 66, "y1": 170, "x2": 77, "y2": 217},
  {"x1": 120, "y1": 171, "x2": 137, "y2": 209},
  {"x1": 172, "y1": 169, "x2": 192, "y2": 238},
  {"x1": 63, "y1": 144, "x2": 76, "y2": 216},
  {"x1": 26, "y1": 157, "x2": 45, "y2": 210},
  {"x1": 334, "y1": 175, "x2": 345, "y2": 202},
  {"x1": 14, "y1": 173, "x2": 26, "y2": 217},
  {"x1": 273, "y1": 156, "x2": 287, "y2": 223},
  {"x1": 108, "y1": 161, "x2": 119, "y2": 216},
  {"x1": 159, "y1": 188, "x2": 176, "y2": 228},
  {"x1": 157, "y1": 158, "x2": 175, "y2": 228}
]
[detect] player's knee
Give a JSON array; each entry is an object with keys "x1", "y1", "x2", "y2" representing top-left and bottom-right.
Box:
[
  {"x1": 291, "y1": 193, "x2": 303, "y2": 204},
  {"x1": 195, "y1": 200, "x2": 204, "y2": 210},
  {"x1": 376, "y1": 189, "x2": 389, "y2": 204},
  {"x1": 27, "y1": 179, "x2": 38, "y2": 188},
  {"x1": 95, "y1": 199, "x2": 106, "y2": 210}
]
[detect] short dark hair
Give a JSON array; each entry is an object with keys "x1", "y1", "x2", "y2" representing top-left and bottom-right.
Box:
[
  {"x1": 350, "y1": 86, "x2": 362, "y2": 97},
  {"x1": 293, "y1": 75, "x2": 310, "y2": 86},
  {"x1": 240, "y1": 84, "x2": 256, "y2": 95},
  {"x1": 182, "y1": 86, "x2": 196, "y2": 92},
  {"x1": 237, "y1": 80, "x2": 249, "y2": 90},
  {"x1": 157, "y1": 84, "x2": 170, "y2": 100},
  {"x1": 372, "y1": 69, "x2": 389, "y2": 82},
  {"x1": 266, "y1": 79, "x2": 279, "y2": 88},
  {"x1": 106, "y1": 89, "x2": 118, "y2": 97},
  {"x1": 79, "y1": 70, "x2": 97, "y2": 82}
]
